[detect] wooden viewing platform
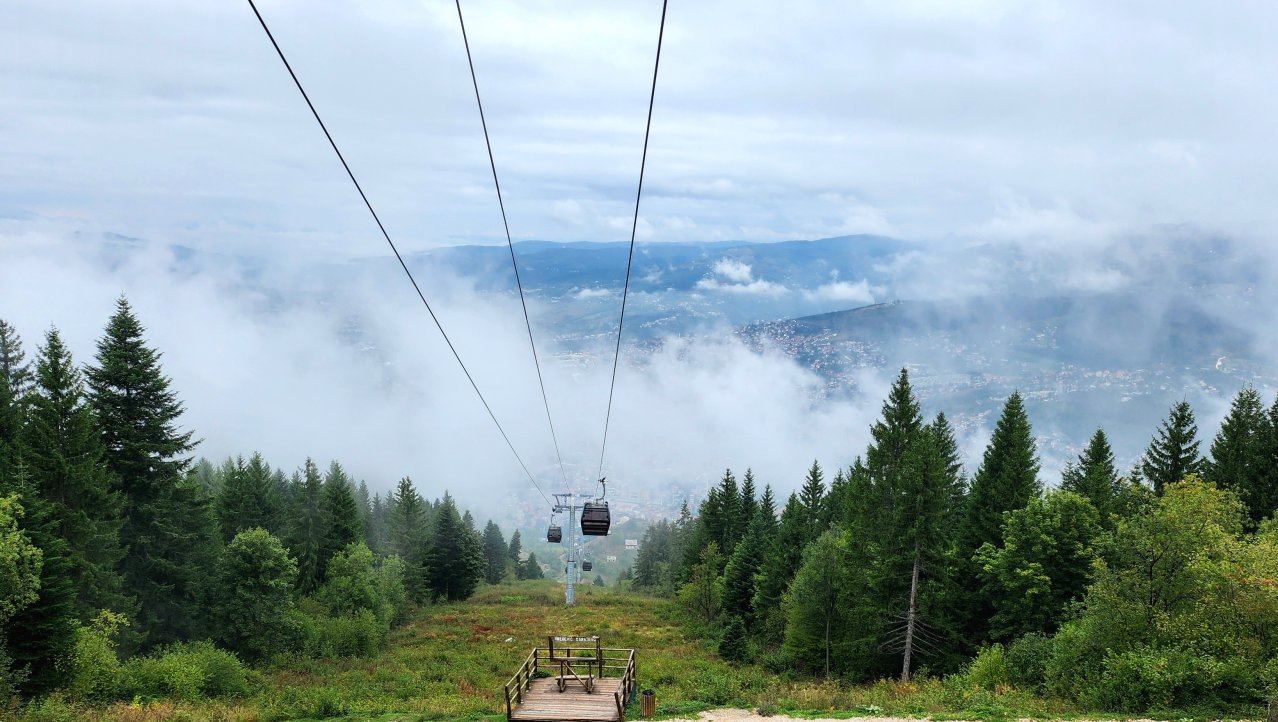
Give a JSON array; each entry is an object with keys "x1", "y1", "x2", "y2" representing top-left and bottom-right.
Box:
[{"x1": 504, "y1": 637, "x2": 637, "y2": 722}]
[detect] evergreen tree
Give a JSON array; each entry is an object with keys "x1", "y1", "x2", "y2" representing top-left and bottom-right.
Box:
[
  {"x1": 320, "y1": 461, "x2": 361, "y2": 580},
  {"x1": 387, "y1": 476, "x2": 427, "y2": 599},
  {"x1": 356, "y1": 479, "x2": 371, "y2": 531},
  {"x1": 721, "y1": 515, "x2": 766, "y2": 623},
  {"x1": 1061, "y1": 428, "x2": 1120, "y2": 523},
  {"x1": 86, "y1": 298, "x2": 206, "y2": 648},
  {"x1": 507, "y1": 529, "x2": 523, "y2": 575},
  {"x1": 740, "y1": 469, "x2": 758, "y2": 529},
  {"x1": 719, "y1": 615, "x2": 749, "y2": 663},
  {"x1": 1260, "y1": 397, "x2": 1278, "y2": 525},
  {"x1": 799, "y1": 460, "x2": 826, "y2": 543},
  {"x1": 633, "y1": 519, "x2": 672, "y2": 591},
  {"x1": 481, "y1": 520, "x2": 508, "y2": 584},
  {"x1": 957, "y1": 391, "x2": 1041, "y2": 643},
  {"x1": 753, "y1": 493, "x2": 806, "y2": 642},
  {"x1": 1206, "y1": 386, "x2": 1273, "y2": 527},
  {"x1": 757, "y1": 484, "x2": 778, "y2": 531},
  {"x1": 1140, "y1": 401, "x2": 1203, "y2": 495},
  {"x1": 423, "y1": 493, "x2": 485, "y2": 601},
  {"x1": 521, "y1": 552, "x2": 545, "y2": 580},
  {"x1": 0, "y1": 319, "x2": 33, "y2": 481},
  {"x1": 367, "y1": 493, "x2": 387, "y2": 554},
  {"x1": 21, "y1": 328, "x2": 129, "y2": 621},
  {"x1": 214, "y1": 528, "x2": 298, "y2": 662},
  {"x1": 215, "y1": 452, "x2": 279, "y2": 542},
  {"x1": 289, "y1": 458, "x2": 324, "y2": 594},
  {"x1": 667, "y1": 500, "x2": 695, "y2": 589}
]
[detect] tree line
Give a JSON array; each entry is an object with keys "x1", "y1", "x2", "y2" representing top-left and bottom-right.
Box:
[
  {"x1": 630, "y1": 369, "x2": 1278, "y2": 711},
  {"x1": 0, "y1": 300, "x2": 521, "y2": 704}
]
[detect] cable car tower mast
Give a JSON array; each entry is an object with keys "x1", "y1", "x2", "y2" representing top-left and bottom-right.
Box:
[{"x1": 552, "y1": 492, "x2": 583, "y2": 605}]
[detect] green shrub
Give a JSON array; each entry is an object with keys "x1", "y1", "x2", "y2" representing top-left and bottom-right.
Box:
[
  {"x1": 312, "y1": 609, "x2": 384, "y2": 658},
  {"x1": 16, "y1": 692, "x2": 81, "y2": 722},
  {"x1": 65, "y1": 610, "x2": 125, "y2": 703},
  {"x1": 1093, "y1": 647, "x2": 1212, "y2": 711},
  {"x1": 1005, "y1": 633, "x2": 1052, "y2": 692},
  {"x1": 961, "y1": 644, "x2": 1010, "y2": 691},
  {"x1": 120, "y1": 641, "x2": 249, "y2": 702}
]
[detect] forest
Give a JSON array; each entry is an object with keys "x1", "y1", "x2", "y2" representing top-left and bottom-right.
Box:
[
  {"x1": 3, "y1": 297, "x2": 1278, "y2": 720},
  {"x1": 0, "y1": 299, "x2": 519, "y2": 711},
  {"x1": 630, "y1": 368, "x2": 1278, "y2": 713}
]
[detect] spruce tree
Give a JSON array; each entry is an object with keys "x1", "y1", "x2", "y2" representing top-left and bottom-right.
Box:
[
  {"x1": 711, "y1": 469, "x2": 741, "y2": 554},
  {"x1": 86, "y1": 298, "x2": 206, "y2": 648},
  {"x1": 21, "y1": 328, "x2": 129, "y2": 621},
  {"x1": 481, "y1": 520, "x2": 508, "y2": 584},
  {"x1": 1206, "y1": 386, "x2": 1273, "y2": 527},
  {"x1": 423, "y1": 493, "x2": 485, "y2": 601},
  {"x1": 1259, "y1": 397, "x2": 1278, "y2": 525},
  {"x1": 753, "y1": 493, "x2": 806, "y2": 643},
  {"x1": 957, "y1": 391, "x2": 1041, "y2": 643},
  {"x1": 521, "y1": 552, "x2": 545, "y2": 580},
  {"x1": 320, "y1": 461, "x2": 361, "y2": 580},
  {"x1": 387, "y1": 476, "x2": 427, "y2": 599},
  {"x1": 507, "y1": 530, "x2": 523, "y2": 570},
  {"x1": 0, "y1": 319, "x2": 34, "y2": 480},
  {"x1": 215, "y1": 453, "x2": 279, "y2": 542},
  {"x1": 1061, "y1": 428, "x2": 1120, "y2": 523},
  {"x1": 289, "y1": 458, "x2": 324, "y2": 593},
  {"x1": 1140, "y1": 401, "x2": 1203, "y2": 495},
  {"x1": 721, "y1": 515, "x2": 766, "y2": 623},
  {"x1": 757, "y1": 484, "x2": 778, "y2": 537},
  {"x1": 740, "y1": 469, "x2": 758, "y2": 529},
  {"x1": 799, "y1": 460, "x2": 826, "y2": 543}
]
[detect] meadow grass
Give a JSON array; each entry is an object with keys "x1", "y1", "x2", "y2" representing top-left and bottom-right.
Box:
[{"x1": 17, "y1": 581, "x2": 1201, "y2": 722}]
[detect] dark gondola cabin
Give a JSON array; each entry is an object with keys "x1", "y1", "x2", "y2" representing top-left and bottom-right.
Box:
[
  {"x1": 580, "y1": 502, "x2": 610, "y2": 536},
  {"x1": 582, "y1": 561, "x2": 593, "y2": 572},
  {"x1": 547, "y1": 525, "x2": 562, "y2": 543}
]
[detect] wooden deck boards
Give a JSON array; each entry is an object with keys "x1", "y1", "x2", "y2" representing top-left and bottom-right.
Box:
[{"x1": 509, "y1": 677, "x2": 625, "y2": 722}]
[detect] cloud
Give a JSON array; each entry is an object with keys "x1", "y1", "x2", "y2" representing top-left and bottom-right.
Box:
[
  {"x1": 804, "y1": 279, "x2": 878, "y2": 304},
  {"x1": 575, "y1": 287, "x2": 612, "y2": 299},
  {"x1": 694, "y1": 259, "x2": 789, "y2": 296}
]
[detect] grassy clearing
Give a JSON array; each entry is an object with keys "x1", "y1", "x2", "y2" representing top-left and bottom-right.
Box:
[{"x1": 17, "y1": 581, "x2": 1224, "y2": 722}]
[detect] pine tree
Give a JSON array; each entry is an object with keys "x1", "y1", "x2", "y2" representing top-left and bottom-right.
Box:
[
  {"x1": 21, "y1": 328, "x2": 129, "y2": 621},
  {"x1": 387, "y1": 476, "x2": 427, "y2": 599},
  {"x1": 367, "y1": 493, "x2": 387, "y2": 554},
  {"x1": 719, "y1": 615, "x2": 749, "y2": 663},
  {"x1": 86, "y1": 298, "x2": 206, "y2": 648},
  {"x1": 1140, "y1": 401, "x2": 1203, "y2": 495},
  {"x1": 753, "y1": 493, "x2": 806, "y2": 643},
  {"x1": 721, "y1": 515, "x2": 766, "y2": 623},
  {"x1": 215, "y1": 453, "x2": 279, "y2": 542},
  {"x1": 521, "y1": 552, "x2": 545, "y2": 580},
  {"x1": 708, "y1": 469, "x2": 741, "y2": 554},
  {"x1": 507, "y1": 530, "x2": 523, "y2": 571},
  {"x1": 740, "y1": 469, "x2": 758, "y2": 529},
  {"x1": 1206, "y1": 386, "x2": 1273, "y2": 527},
  {"x1": 0, "y1": 319, "x2": 34, "y2": 481},
  {"x1": 481, "y1": 520, "x2": 508, "y2": 584},
  {"x1": 320, "y1": 461, "x2": 361, "y2": 580},
  {"x1": 799, "y1": 460, "x2": 826, "y2": 543},
  {"x1": 757, "y1": 484, "x2": 778, "y2": 537},
  {"x1": 289, "y1": 458, "x2": 324, "y2": 594},
  {"x1": 957, "y1": 391, "x2": 1041, "y2": 643},
  {"x1": 1061, "y1": 428, "x2": 1120, "y2": 523},
  {"x1": 423, "y1": 493, "x2": 485, "y2": 601},
  {"x1": 1260, "y1": 397, "x2": 1278, "y2": 525}
]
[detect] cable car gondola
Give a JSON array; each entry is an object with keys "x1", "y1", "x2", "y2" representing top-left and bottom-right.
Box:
[
  {"x1": 580, "y1": 501, "x2": 610, "y2": 536},
  {"x1": 547, "y1": 524, "x2": 562, "y2": 543},
  {"x1": 582, "y1": 560, "x2": 593, "y2": 572}
]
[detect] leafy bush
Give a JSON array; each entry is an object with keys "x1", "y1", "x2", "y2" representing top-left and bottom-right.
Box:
[
  {"x1": 1005, "y1": 633, "x2": 1053, "y2": 692},
  {"x1": 119, "y1": 641, "x2": 249, "y2": 702},
  {"x1": 310, "y1": 609, "x2": 384, "y2": 659},
  {"x1": 960, "y1": 644, "x2": 1010, "y2": 691},
  {"x1": 66, "y1": 611, "x2": 126, "y2": 703}
]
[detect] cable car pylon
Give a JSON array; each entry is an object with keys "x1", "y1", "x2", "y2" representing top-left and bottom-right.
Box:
[{"x1": 549, "y1": 482, "x2": 612, "y2": 606}]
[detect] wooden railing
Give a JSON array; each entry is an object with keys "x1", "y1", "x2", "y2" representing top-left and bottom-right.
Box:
[{"x1": 503, "y1": 646, "x2": 638, "y2": 720}]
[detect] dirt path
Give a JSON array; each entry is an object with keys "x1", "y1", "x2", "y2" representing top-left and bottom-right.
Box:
[{"x1": 664, "y1": 710, "x2": 930, "y2": 722}]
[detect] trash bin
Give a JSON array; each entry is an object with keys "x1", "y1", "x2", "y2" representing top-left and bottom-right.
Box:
[{"x1": 641, "y1": 689, "x2": 655, "y2": 718}]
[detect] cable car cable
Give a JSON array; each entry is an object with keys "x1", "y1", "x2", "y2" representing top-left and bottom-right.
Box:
[
  {"x1": 597, "y1": 0, "x2": 669, "y2": 482},
  {"x1": 454, "y1": 0, "x2": 571, "y2": 489},
  {"x1": 244, "y1": 0, "x2": 552, "y2": 508}
]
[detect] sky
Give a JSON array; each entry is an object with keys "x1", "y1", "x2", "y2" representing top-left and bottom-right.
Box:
[{"x1": 3, "y1": 1, "x2": 1278, "y2": 518}]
